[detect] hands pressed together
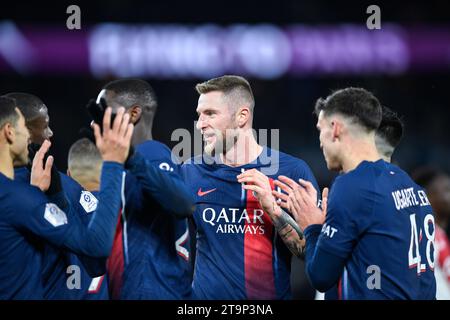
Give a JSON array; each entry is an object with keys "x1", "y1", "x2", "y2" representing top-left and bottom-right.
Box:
[
  {"x1": 237, "y1": 169, "x2": 328, "y2": 232},
  {"x1": 273, "y1": 176, "x2": 328, "y2": 231}
]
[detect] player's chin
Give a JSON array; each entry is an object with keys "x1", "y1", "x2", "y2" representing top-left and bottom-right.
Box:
[
  {"x1": 327, "y1": 162, "x2": 341, "y2": 172},
  {"x1": 204, "y1": 142, "x2": 216, "y2": 156},
  {"x1": 324, "y1": 157, "x2": 338, "y2": 171},
  {"x1": 323, "y1": 155, "x2": 330, "y2": 167}
]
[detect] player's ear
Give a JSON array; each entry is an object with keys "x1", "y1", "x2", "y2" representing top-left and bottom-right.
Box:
[
  {"x1": 236, "y1": 107, "x2": 250, "y2": 127},
  {"x1": 128, "y1": 105, "x2": 142, "y2": 124},
  {"x1": 66, "y1": 169, "x2": 71, "y2": 177},
  {"x1": 3, "y1": 122, "x2": 15, "y2": 145},
  {"x1": 331, "y1": 119, "x2": 342, "y2": 141}
]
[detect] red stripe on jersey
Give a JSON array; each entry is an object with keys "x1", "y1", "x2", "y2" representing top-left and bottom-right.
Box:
[
  {"x1": 338, "y1": 276, "x2": 343, "y2": 300},
  {"x1": 106, "y1": 210, "x2": 124, "y2": 300},
  {"x1": 244, "y1": 178, "x2": 276, "y2": 299}
]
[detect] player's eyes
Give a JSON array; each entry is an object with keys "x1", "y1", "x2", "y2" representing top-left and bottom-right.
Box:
[{"x1": 197, "y1": 110, "x2": 214, "y2": 116}]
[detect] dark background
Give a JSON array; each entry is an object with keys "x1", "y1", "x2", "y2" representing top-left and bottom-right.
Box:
[
  {"x1": 1, "y1": 0, "x2": 449, "y2": 299},
  {"x1": 1, "y1": 0, "x2": 448, "y2": 181}
]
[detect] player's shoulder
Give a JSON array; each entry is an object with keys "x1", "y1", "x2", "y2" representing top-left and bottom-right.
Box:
[
  {"x1": 9, "y1": 177, "x2": 42, "y2": 196},
  {"x1": 136, "y1": 140, "x2": 171, "y2": 155},
  {"x1": 60, "y1": 172, "x2": 83, "y2": 191},
  {"x1": 136, "y1": 140, "x2": 177, "y2": 163},
  {"x1": 183, "y1": 154, "x2": 203, "y2": 166},
  {"x1": 351, "y1": 160, "x2": 417, "y2": 188},
  {"x1": 328, "y1": 165, "x2": 378, "y2": 216},
  {"x1": 13, "y1": 166, "x2": 30, "y2": 183},
  {"x1": 340, "y1": 160, "x2": 383, "y2": 181},
  {"x1": 181, "y1": 155, "x2": 214, "y2": 180},
  {"x1": 334, "y1": 159, "x2": 404, "y2": 194},
  {"x1": 383, "y1": 162, "x2": 427, "y2": 198},
  {"x1": 332, "y1": 161, "x2": 377, "y2": 193},
  {"x1": 383, "y1": 161, "x2": 416, "y2": 182},
  {"x1": 276, "y1": 149, "x2": 311, "y2": 169},
  {"x1": 59, "y1": 172, "x2": 90, "y2": 205},
  {"x1": 0, "y1": 175, "x2": 47, "y2": 209},
  {"x1": 266, "y1": 147, "x2": 315, "y2": 179},
  {"x1": 182, "y1": 154, "x2": 217, "y2": 170}
]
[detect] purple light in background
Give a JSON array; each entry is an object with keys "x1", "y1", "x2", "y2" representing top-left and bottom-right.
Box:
[
  {"x1": 88, "y1": 24, "x2": 294, "y2": 79},
  {"x1": 0, "y1": 21, "x2": 37, "y2": 74},
  {"x1": 406, "y1": 27, "x2": 450, "y2": 71},
  {"x1": 0, "y1": 22, "x2": 89, "y2": 75},
  {"x1": 235, "y1": 24, "x2": 292, "y2": 78},
  {"x1": 0, "y1": 21, "x2": 449, "y2": 78},
  {"x1": 288, "y1": 24, "x2": 409, "y2": 75},
  {"x1": 88, "y1": 23, "x2": 410, "y2": 78},
  {"x1": 22, "y1": 24, "x2": 89, "y2": 74}
]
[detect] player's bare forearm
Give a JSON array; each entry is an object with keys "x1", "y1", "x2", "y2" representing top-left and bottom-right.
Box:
[
  {"x1": 278, "y1": 224, "x2": 305, "y2": 257},
  {"x1": 270, "y1": 206, "x2": 305, "y2": 257}
]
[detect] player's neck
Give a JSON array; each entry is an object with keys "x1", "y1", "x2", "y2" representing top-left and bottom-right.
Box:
[
  {"x1": 131, "y1": 124, "x2": 153, "y2": 146},
  {"x1": 0, "y1": 147, "x2": 14, "y2": 180},
  {"x1": 79, "y1": 180, "x2": 100, "y2": 193},
  {"x1": 341, "y1": 142, "x2": 381, "y2": 173},
  {"x1": 221, "y1": 130, "x2": 263, "y2": 167},
  {"x1": 381, "y1": 155, "x2": 391, "y2": 163}
]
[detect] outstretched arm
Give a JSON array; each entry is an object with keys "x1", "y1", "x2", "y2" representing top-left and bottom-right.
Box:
[
  {"x1": 126, "y1": 152, "x2": 195, "y2": 218},
  {"x1": 27, "y1": 107, "x2": 133, "y2": 258}
]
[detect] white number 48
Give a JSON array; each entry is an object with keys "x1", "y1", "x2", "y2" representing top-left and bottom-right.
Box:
[{"x1": 409, "y1": 213, "x2": 435, "y2": 274}]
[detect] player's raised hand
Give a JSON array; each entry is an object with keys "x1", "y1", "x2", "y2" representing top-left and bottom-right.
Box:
[
  {"x1": 273, "y1": 176, "x2": 304, "y2": 220},
  {"x1": 30, "y1": 139, "x2": 54, "y2": 192},
  {"x1": 92, "y1": 107, "x2": 134, "y2": 164},
  {"x1": 237, "y1": 169, "x2": 278, "y2": 216},
  {"x1": 273, "y1": 176, "x2": 324, "y2": 231},
  {"x1": 272, "y1": 178, "x2": 294, "y2": 213}
]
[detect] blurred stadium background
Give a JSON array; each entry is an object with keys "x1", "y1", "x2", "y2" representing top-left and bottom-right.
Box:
[{"x1": 1, "y1": 0, "x2": 449, "y2": 299}]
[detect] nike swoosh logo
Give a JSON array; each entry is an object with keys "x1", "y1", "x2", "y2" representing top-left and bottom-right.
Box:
[{"x1": 197, "y1": 188, "x2": 217, "y2": 197}]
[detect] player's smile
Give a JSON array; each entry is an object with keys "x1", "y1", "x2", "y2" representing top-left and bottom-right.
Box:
[{"x1": 203, "y1": 133, "x2": 215, "y2": 142}]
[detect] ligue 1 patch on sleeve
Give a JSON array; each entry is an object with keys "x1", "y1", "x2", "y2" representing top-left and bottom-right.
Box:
[
  {"x1": 79, "y1": 191, "x2": 98, "y2": 213},
  {"x1": 44, "y1": 203, "x2": 68, "y2": 227}
]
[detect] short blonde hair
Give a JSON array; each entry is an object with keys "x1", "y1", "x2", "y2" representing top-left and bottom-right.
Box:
[
  {"x1": 195, "y1": 75, "x2": 255, "y2": 114},
  {"x1": 68, "y1": 138, "x2": 102, "y2": 181}
]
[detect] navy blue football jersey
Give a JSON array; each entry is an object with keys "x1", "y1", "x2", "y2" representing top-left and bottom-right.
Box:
[
  {"x1": 0, "y1": 162, "x2": 123, "y2": 299},
  {"x1": 14, "y1": 167, "x2": 109, "y2": 300},
  {"x1": 107, "y1": 141, "x2": 194, "y2": 300},
  {"x1": 181, "y1": 147, "x2": 318, "y2": 299},
  {"x1": 317, "y1": 160, "x2": 436, "y2": 299}
]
